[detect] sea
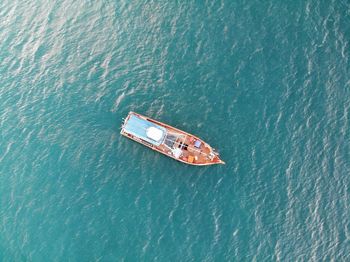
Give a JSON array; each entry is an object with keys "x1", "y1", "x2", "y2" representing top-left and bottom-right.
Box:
[{"x1": 0, "y1": 0, "x2": 349, "y2": 261}]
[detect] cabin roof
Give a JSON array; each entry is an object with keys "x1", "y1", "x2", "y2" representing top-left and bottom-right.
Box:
[
  {"x1": 146, "y1": 126, "x2": 164, "y2": 142},
  {"x1": 123, "y1": 114, "x2": 166, "y2": 146}
]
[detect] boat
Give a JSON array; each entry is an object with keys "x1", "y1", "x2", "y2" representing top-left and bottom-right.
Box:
[{"x1": 120, "y1": 111, "x2": 225, "y2": 166}]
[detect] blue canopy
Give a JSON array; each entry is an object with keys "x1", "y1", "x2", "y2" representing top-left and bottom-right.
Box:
[{"x1": 123, "y1": 114, "x2": 166, "y2": 146}]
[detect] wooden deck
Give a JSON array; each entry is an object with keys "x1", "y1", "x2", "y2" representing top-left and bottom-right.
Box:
[{"x1": 155, "y1": 129, "x2": 214, "y2": 164}]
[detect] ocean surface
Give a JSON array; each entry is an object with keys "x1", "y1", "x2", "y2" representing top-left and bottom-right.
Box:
[{"x1": 1, "y1": 0, "x2": 350, "y2": 261}]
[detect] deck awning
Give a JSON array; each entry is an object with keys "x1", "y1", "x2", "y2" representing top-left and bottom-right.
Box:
[{"x1": 123, "y1": 114, "x2": 166, "y2": 146}]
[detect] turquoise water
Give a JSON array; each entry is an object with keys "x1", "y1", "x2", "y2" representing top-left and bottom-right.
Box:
[{"x1": 1, "y1": 0, "x2": 350, "y2": 260}]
